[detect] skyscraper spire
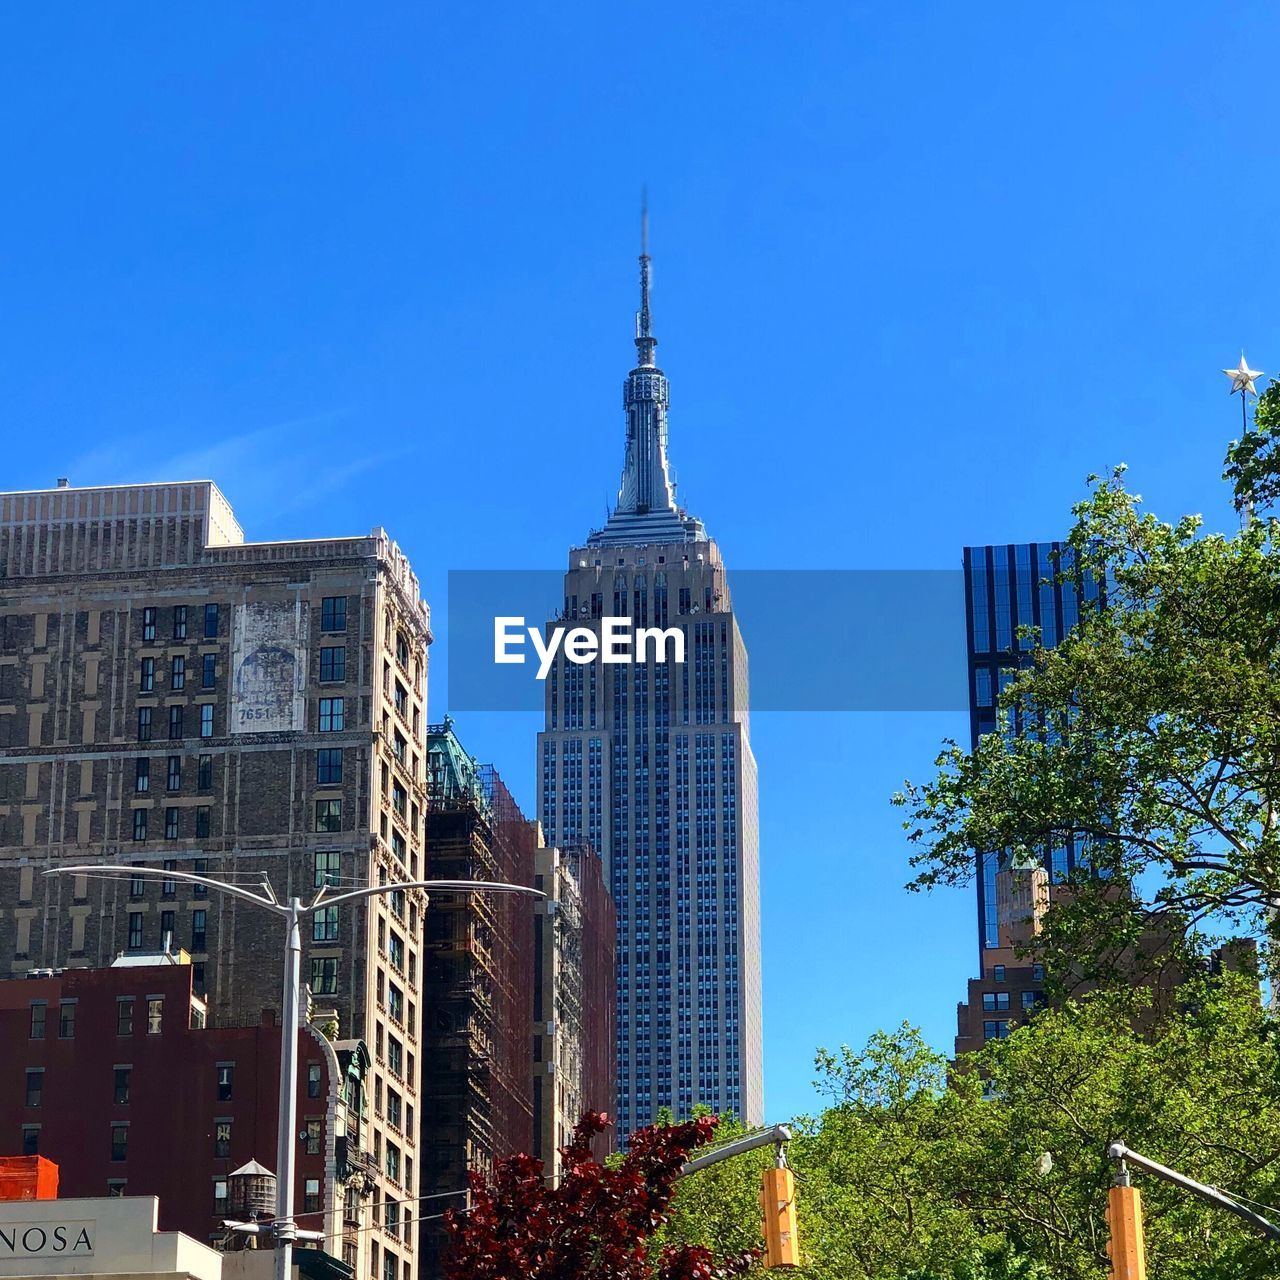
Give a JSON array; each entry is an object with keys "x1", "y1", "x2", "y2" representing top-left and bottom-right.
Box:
[
  {"x1": 636, "y1": 190, "x2": 656, "y2": 367},
  {"x1": 586, "y1": 203, "x2": 707, "y2": 547}
]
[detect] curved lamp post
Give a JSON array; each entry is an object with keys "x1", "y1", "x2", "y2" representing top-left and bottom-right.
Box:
[{"x1": 44, "y1": 864, "x2": 543, "y2": 1280}]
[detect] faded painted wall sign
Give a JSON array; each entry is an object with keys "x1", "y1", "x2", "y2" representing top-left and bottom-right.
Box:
[{"x1": 231, "y1": 600, "x2": 309, "y2": 733}]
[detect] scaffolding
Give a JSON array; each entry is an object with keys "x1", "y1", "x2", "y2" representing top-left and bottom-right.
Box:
[{"x1": 419, "y1": 723, "x2": 535, "y2": 1277}]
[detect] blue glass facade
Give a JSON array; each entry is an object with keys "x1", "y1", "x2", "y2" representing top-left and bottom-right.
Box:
[{"x1": 963, "y1": 542, "x2": 1100, "y2": 955}]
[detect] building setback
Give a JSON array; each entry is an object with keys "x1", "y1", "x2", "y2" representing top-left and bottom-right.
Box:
[
  {"x1": 537, "y1": 242, "x2": 764, "y2": 1136},
  {"x1": 0, "y1": 481, "x2": 431, "y2": 1280}
]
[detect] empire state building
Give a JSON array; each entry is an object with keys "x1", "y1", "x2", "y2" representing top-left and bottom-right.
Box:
[{"x1": 537, "y1": 231, "x2": 764, "y2": 1136}]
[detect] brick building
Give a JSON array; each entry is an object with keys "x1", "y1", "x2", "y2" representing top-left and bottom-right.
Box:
[
  {"x1": 0, "y1": 481, "x2": 431, "y2": 1280},
  {"x1": 0, "y1": 956, "x2": 368, "y2": 1250}
]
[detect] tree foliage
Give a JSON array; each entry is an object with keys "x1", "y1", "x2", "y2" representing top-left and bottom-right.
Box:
[
  {"x1": 660, "y1": 978, "x2": 1280, "y2": 1278},
  {"x1": 895, "y1": 436, "x2": 1280, "y2": 973},
  {"x1": 441, "y1": 1110, "x2": 757, "y2": 1280}
]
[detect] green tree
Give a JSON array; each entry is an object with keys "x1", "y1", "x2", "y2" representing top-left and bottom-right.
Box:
[
  {"x1": 895, "y1": 427, "x2": 1280, "y2": 975},
  {"x1": 659, "y1": 979, "x2": 1279, "y2": 1278}
]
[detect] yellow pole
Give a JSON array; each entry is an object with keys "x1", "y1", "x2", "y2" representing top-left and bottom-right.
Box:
[{"x1": 1106, "y1": 1182, "x2": 1147, "y2": 1280}]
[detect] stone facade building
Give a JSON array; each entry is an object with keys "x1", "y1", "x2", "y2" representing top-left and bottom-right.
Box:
[
  {"x1": 0, "y1": 480, "x2": 430, "y2": 1280},
  {"x1": 531, "y1": 840, "x2": 614, "y2": 1173}
]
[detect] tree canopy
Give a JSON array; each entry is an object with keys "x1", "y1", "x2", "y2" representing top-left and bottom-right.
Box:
[{"x1": 895, "y1": 412, "x2": 1280, "y2": 976}]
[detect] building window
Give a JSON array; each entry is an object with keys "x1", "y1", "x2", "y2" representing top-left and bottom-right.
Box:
[
  {"x1": 308, "y1": 1063, "x2": 323, "y2": 1098},
  {"x1": 25, "y1": 1069, "x2": 43, "y2": 1107},
  {"x1": 22, "y1": 1127, "x2": 40, "y2": 1156},
  {"x1": 160, "y1": 910, "x2": 175, "y2": 944},
  {"x1": 202, "y1": 653, "x2": 217, "y2": 689},
  {"x1": 142, "y1": 608, "x2": 156, "y2": 642},
  {"x1": 204, "y1": 604, "x2": 220, "y2": 639},
  {"x1": 214, "y1": 1121, "x2": 231, "y2": 1159},
  {"x1": 318, "y1": 698, "x2": 345, "y2": 733},
  {"x1": 135, "y1": 758, "x2": 150, "y2": 793},
  {"x1": 171, "y1": 656, "x2": 185, "y2": 690},
  {"x1": 982, "y1": 1020, "x2": 1010, "y2": 1041},
  {"x1": 114, "y1": 1067, "x2": 131, "y2": 1105},
  {"x1": 128, "y1": 912, "x2": 144, "y2": 948},
  {"x1": 320, "y1": 646, "x2": 346, "y2": 683},
  {"x1": 311, "y1": 957, "x2": 339, "y2": 995},
  {"x1": 386, "y1": 1090, "x2": 401, "y2": 1130},
  {"x1": 214, "y1": 1179, "x2": 228, "y2": 1217},
  {"x1": 305, "y1": 1118, "x2": 322, "y2": 1155},
  {"x1": 165, "y1": 807, "x2": 179, "y2": 840},
  {"x1": 138, "y1": 707, "x2": 153, "y2": 741},
  {"x1": 1022, "y1": 989, "x2": 1044, "y2": 1011},
  {"x1": 132, "y1": 809, "x2": 147, "y2": 842},
  {"x1": 29, "y1": 1002, "x2": 46, "y2": 1039},
  {"x1": 1032, "y1": 963, "x2": 1045, "y2": 982},
  {"x1": 321, "y1": 597, "x2": 347, "y2": 633},
  {"x1": 313, "y1": 906, "x2": 340, "y2": 942},
  {"x1": 198, "y1": 755, "x2": 213, "y2": 789},
  {"x1": 388, "y1": 984, "x2": 403, "y2": 1023},
  {"x1": 317, "y1": 748, "x2": 343, "y2": 786},
  {"x1": 130, "y1": 864, "x2": 146, "y2": 897},
  {"x1": 140, "y1": 657, "x2": 154, "y2": 692},
  {"x1": 304, "y1": 1178, "x2": 321, "y2": 1214},
  {"x1": 162, "y1": 859, "x2": 176, "y2": 896},
  {"x1": 59, "y1": 1002, "x2": 76, "y2": 1038},
  {"x1": 192, "y1": 909, "x2": 207, "y2": 952},
  {"x1": 385, "y1": 1144, "x2": 400, "y2": 1183},
  {"x1": 314, "y1": 850, "x2": 340, "y2": 888},
  {"x1": 195, "y1": 806, "x2": 210, "y2": 839},
  {"x1": 992, "y1": 964, "x2": 1006, "y2": 982},
  {"x1": 173, "y1": 605, "x2": 188, "y2": 640},
  {"x1": 147, "y1": 998, "x2": 163, "y2": 1034},
  {"x1": 193, "y1": 858, "x2": 208, "y2": 895},
  {"x1": 108, "y1": 1180, "x2": 127, "y2": 1197},
  {"x1": 117, "y1": 999, "x2": 134, "y2": 1036},
  {"x1": 217, "y1": 1065, "x2": 234, "y2": 1102},
  {"x1": 316, "y1": 800, "x2": 342, "y2": 833},
  {"x1": 983, "y1": 991, "x2": 1010, "y2": 1012},
  {"x1": 168, "y1": 705, "x2": 184, "y2": 740},
  {"x1": 193, "y1": 963, "x2": 206, "y2": 996},
  {"x1": 200, "y1": 704, "x2": 214, "y2": 738},
  {"x1": 387, "y1": 1037, "x2": 402, "y2": 1077}
]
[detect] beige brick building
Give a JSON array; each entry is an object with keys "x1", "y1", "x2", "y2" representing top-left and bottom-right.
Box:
[{"x1": 0, "y1": 480, "x2": 431, "y2": 1280}]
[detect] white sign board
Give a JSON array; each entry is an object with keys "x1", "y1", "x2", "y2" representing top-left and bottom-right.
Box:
[{"x1": 231, "y1": 600, "x2": 309, "y2": 734}]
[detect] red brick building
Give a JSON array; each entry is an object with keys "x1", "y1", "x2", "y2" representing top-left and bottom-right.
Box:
[{"x1": 0, "y1": 954, "x2": 367, "y2": 1252}]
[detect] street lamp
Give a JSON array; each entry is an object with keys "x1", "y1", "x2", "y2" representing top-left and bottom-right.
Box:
[{"x1": 44, "y1": 864, "x2": 542, "y2": 1280}]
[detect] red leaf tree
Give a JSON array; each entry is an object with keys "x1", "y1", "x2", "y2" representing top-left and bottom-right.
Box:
[{"x1": 442, "y1": 1111, "x2": 759, "y2": 1279}]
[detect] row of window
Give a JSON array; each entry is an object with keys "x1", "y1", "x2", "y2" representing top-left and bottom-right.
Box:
[
  {"x1": 140, "y1": 653, "x2": 217, "y2": 691},
  {"x1": 137, "y1": 704, "x2": 216, "y2": 741},
  {"x1": 29, "y1": 996, "x2": 163, "y2": 1039},
  {"x1": 140, "y1": 598, "x2": 347, "y2": 643},
  {"x1": 142, "y1": 604, "x2": 220, "y2": 643},
  {"x1": 131, "y1": 808, "x2": 211, "y2": 841},
  {"x1": 23, "y1": 1061, "x2": 325, "y2": 1110}
]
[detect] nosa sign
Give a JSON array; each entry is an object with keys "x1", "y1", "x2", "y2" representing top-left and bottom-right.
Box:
[{"x1": 0, "y1": 1222, "x2": 94, "y2": 1258}]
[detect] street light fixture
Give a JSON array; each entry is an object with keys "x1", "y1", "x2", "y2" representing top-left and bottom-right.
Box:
[{"x1": 44, "y1": 864, "x2": 543, "y2": 1280}]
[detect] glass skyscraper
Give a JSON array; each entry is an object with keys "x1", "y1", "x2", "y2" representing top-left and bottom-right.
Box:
[
  {"x1": 536, "y1": 237, "x2": 764, "y2": 1137},
  {"x1": 963, "y1": 542, "x2": 1099, "y2": 956}
]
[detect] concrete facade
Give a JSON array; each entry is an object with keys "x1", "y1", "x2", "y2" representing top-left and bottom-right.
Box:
[{"x1": 0, "y1": 482, "x2": 431, "y2": 1280}]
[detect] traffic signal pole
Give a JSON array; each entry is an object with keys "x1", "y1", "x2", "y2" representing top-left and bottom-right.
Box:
[{"x1": 679, "y1": 1124, "x2": 800, "y2": 1269}]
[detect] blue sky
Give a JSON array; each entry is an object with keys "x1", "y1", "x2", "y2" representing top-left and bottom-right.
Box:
[{"x1": 1, "y1": 5, "x2": 1275, "y2": 1122}]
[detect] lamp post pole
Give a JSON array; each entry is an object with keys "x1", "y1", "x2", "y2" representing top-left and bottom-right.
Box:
[{"x1": 45, "y1": 865, "x2": 542, "y2": 1280}]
